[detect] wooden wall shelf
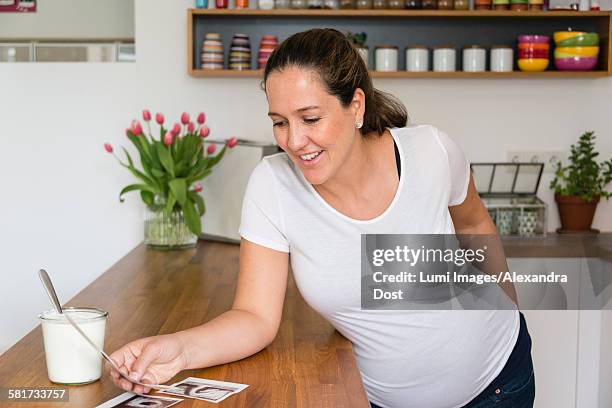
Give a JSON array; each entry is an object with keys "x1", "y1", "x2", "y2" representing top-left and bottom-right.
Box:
[{"x1": 188, "y1": 8, "x2": 612, "y2": 78}]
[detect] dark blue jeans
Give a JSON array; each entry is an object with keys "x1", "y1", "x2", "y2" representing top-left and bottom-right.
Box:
[{"x1": 371, "y1": 312, "x2": 535, "y2": 408}]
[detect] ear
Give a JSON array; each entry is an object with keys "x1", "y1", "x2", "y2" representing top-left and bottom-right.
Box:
[{"x1": 350, "y1": 88, "x2": 366, "y2": 121}]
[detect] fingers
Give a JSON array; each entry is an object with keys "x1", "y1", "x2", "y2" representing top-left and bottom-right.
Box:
[{"x1": 129, "y1": 343, "x2": 161, "y2": 383}]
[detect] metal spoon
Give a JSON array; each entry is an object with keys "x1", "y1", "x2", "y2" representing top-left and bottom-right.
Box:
[{"x1": 37, "y1": 269, "x2": 171, "y2": 391}]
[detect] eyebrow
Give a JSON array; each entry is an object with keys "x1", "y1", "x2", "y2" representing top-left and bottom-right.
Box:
[{"x1": 268, "y1": 105, "x2": 320, "y2": 117}]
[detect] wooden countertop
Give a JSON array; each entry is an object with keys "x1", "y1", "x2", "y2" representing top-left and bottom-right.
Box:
[{"x1": 0, "y1": 241, "x2": 369, "y2": 408}]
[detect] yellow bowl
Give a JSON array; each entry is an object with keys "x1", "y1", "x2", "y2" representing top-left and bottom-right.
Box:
[
  {"x1": 553, "y1": 31, "x2": 587, "y2": 44},
  {"x1": 518, "y1": 58, "x2": 549, "y2": 72},
  {"x1": 554, "y1": 46, "x2": 599, "y2": 57}
]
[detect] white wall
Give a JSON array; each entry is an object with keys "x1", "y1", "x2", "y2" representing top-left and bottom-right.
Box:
[
  {"x1": 1, "y1": 0, "x2": 611, "y2": 367},
  {"x1": 0, "y1": 0, "x2": 134, "y2": 39}
]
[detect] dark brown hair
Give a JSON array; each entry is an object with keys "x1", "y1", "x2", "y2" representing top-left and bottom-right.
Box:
[{"x1": 261, "y1": 28, "x2": 408, "y2": 136}]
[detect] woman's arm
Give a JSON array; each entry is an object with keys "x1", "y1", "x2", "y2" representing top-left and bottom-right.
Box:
[
  {"x1": 177, "y1": 238, "x2": 290, "y2": 369},
  {"x1": 448, "y1": 175, "x2": 519, "y2": 306},
  {"x1": 108, "y1": 238, "x2": 289, "y2": 393}
]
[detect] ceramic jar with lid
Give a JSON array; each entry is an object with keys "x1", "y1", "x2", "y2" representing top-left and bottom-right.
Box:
[
  {"x1": 257, "y1": 35, "x2": 278, "y2": 69},
  {"x1": 229, "y1": 33, "x2": 252, "y2": 71},
  {"x1": 490, "y1": 45, "x2": 513, "y2": 72},
  {"x1": 201, "y1": 33, "x2": 224, "y2": 70},
  {"x1": 375, "y1": 45, "x2": 398, "y2": 71},
  {"x1": 433, "y1": 45, "x2": 456, "y2": 72},
  {"x1": 405, "y1": 46, "x2": 429, "y2": 72},
  {"x1": 462, "y1": 45, "x2": 486, "y2": 72}
]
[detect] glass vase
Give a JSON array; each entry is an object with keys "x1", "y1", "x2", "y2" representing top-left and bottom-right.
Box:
[{"x1": 143, "y1": 195, "x2": 198, "y2": 250}]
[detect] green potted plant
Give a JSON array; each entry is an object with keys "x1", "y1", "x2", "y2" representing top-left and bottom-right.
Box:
[
  {"x1": 346, "y1": 31, "x2": 368, "y2": 67},
  {"x1": 104, "y1": 109, "x2": 237, "y2": 249},
  {"x1": 550, "y1": 130, "x2": 612, "y2": 232}
]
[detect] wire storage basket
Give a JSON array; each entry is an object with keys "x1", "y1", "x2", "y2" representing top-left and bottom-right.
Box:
[{"x1": 471, "y1": 162, "x2": 548, "y2": 238}]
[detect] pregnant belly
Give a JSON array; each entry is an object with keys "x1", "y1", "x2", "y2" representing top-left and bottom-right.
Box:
[{"x1": 331, "y1": 309, "x2": 519, "y2": 408}]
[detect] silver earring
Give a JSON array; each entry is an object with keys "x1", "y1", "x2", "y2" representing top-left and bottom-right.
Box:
[{"x1": 355, "y1": 120, "x2": 363, "y2": 129}]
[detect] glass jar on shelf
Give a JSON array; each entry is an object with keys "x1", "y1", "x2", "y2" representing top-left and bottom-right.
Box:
[
  {"x1": 307, "y1": 0, "x2": 324, "y2": 7},
  {"x1": 373, "y1": 0, "x2": 387, "y2": 8},
  {"x1": 356, "y1": 0, "x2": 373, "y2": 8},
  {"x1": 421, "y1": 0, "x2": 438, "y2": 9},
  {"x1": 454, "y1": 0, "x2": 468, "y2": 8},
  {"x1": 405, "y1": 0, "x2": 422, "y2": 7},
  {"x1": 291, "y1": 0, "x2": 307, "y2": 7},
  {"x1": 438, "y1": 0, "x2": 453, "y2": 8},
  {"x1": 275, "y1": 0, "x2": 291, "y2": 7},
  {"x1": 388, "y1": 0, "x2": 404, "y2": 8},
  {"x1": 324, "y1": 0, "x2": 340, "y2": 7},
  {"x1": 340, "y1": 0, "x2": 356, "y2": 7}
]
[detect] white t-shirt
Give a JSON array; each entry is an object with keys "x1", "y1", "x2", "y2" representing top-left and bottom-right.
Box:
[{"x1": 239, "y1": 124, "x2": 519, "y2": 408}]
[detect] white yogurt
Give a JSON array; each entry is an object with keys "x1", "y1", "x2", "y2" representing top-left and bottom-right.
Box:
[{"x1": 39, "y1": 307, "x2": 107, "y2": 384}]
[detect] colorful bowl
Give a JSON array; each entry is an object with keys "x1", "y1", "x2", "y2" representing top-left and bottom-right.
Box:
[
  {"x1": 518, "y1": 35, "x2": 550, "y2": 44},
  {"x1": 553, "y1": 31, "x2": 587, "y2": 44},
  {"x1": 518, "y1": 58, "x2": 549, "y2": 71},
  {"x1": 555, "y1": 33, "x2": 600, "y2": 47},
  {"x1": 555, "y1": 56, "x2": 598, "y2": 71},
  {"x1": 519, "y1": 49, "x2": 549, "y2": 59},
  {"x1": 518, "y1": 43, "x2": 549, "y2": 50},
  {"x1": 554, "y1": 46, "x2": 599, "y2": 58}
]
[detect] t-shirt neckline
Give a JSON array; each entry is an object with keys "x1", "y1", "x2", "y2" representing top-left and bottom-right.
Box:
[{"x1": 299, "y1": 127, "x2": 405, "y2": 225}]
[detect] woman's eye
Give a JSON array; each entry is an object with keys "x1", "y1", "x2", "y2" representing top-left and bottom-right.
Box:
[
  {"x1": 273, "y1": 121, "x2": 287, "y2": 127},
  {"x1": 304, "y1": 117, "x2": 321, "y2": 124}
]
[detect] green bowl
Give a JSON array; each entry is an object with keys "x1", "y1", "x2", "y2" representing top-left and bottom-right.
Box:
[{"x1": 556, "y1": 33, "x2": 600, "y2": 47}]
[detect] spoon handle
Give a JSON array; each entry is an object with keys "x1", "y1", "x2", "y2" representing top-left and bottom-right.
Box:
[{"x1": 38, "y1": 269, "x2": 63, "y2": 314}]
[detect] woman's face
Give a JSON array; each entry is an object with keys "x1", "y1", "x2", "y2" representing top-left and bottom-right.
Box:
[{"x1": 265, "y1": 66, "x2": 364, "y2": 185}]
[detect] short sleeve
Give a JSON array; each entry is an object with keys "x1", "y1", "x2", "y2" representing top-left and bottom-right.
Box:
[
  {"x1": 238, "y1": 159, "x2": 290, "y2": 253},
  {"x1": 435, "y1": 128, "x2": 470, "y2": 206}
]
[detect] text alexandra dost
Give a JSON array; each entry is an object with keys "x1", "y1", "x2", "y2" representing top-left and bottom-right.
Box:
[{"x1": 369, "y1": 246, "x2": 568, "y2": 300}]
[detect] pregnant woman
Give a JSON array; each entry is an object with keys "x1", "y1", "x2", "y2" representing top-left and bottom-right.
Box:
[{"x1": 109, "y1": 28, "x2": 535, "y2": 408}]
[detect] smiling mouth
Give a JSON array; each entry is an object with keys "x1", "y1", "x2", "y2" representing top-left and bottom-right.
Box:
[{"x1": 299, "y1": 150, "x2": 323, "y2": 161}]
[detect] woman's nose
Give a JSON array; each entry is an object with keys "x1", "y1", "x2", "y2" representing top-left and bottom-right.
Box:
[{"x1": 287, "y1": 125, "x2": 308, "y2": 152}]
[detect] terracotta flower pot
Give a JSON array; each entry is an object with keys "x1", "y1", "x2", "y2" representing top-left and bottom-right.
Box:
[{"x1": 554, "y1": 194, "x2": 600, "y2": 232}]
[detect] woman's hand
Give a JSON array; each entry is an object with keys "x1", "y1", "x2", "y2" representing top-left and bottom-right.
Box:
[{"x1": 107, "y1": 334, "x2": 189, "y2": 394}]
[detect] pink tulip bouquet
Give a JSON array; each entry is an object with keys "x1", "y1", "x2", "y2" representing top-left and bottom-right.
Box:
[{"x1": 105, "y1": 109, "x2": 237, "y2": 241}]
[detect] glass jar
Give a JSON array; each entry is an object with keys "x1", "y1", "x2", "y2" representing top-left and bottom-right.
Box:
[
  {"x1": 307, "y1": 0, "x2": 324, "y2": 7},
  {"x1": 324, "y1": 0, "x2": 340, "y2": 7},
  {"x1": 356, "y1": 0, "x2": 373, "y2": 7},
  {"x1": 276, "y1": 0, "x2": 291, "y2": 7},
  {"x1": 422, "y1": 0, "x2": 438, "y2": 8},
  {"x1": 144, "y1": 195, "x2": 198, "y2": 249},
  {"x1": 454, "y1": 0, "x2": 468, "y2": 8},
  {"x1": 405, "y1": 0, "x2": 422, "y2": 7},
  {"x1": 291, "y1": 0, "x2": 307, "y2": 8},
  {"x1": 340, "y1": 0, "x2": 356, "y2": 7},
  {"x1": 438, "y1": 0, "x2": 453, "y2": 9},
  {"x1": 373, "y1": 0, "x2": 387, "y2": 8},
  {"x1": 39, "y1": 307, "x2": 108, "y2": 385},
  {"x1": 388, "y1": 0, "x2": 404, "y2": 8}
]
